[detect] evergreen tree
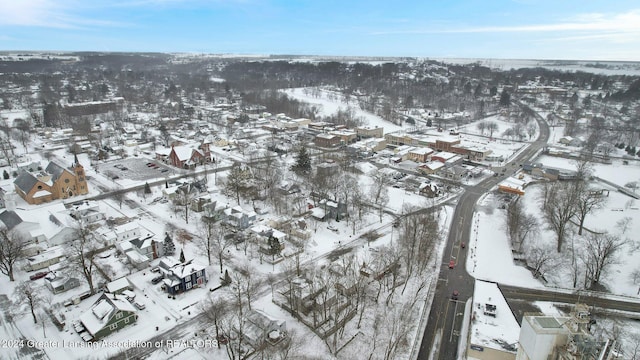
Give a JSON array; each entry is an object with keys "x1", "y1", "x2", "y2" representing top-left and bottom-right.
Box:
[
  {"x1": 164, "y1": 233, "x2": 176, "y2": 256},
  {"x1": 2, "y1": 170, "x2": 8, "y2": 180},
  {"x1": 291, "y1": 146, "x2": 311, "y2": 173},
  {"x1": 144, "y1": 182, "x2": 152, "y2": 194},
  {"x1": 499, "y1": 89, "x2": 511, "y2": 107},
  {"x1": 179, "y1": 248, "x2": 185, "y2": 263},
  {"x1": 222, "y1": 269, "x2": 231, "y2": 285},
  {"x1": 268, "y1": 235, "x2": 281, "y2": 257}
]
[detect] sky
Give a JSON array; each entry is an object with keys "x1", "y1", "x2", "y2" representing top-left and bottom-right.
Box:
[{"x1": 0, "y1": 0, "x2": 640, "y2": 61}]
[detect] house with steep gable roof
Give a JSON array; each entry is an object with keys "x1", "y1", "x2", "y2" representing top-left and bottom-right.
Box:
[
  {"x1": 241, "y1": 309, "x2": 287, "y2": 348},
  {"x1": 158, "y1": 256, "x2": 207, "y2": 295},
  {"x1": 167, "y1": 142, "x2": 212, "y2": 169},
  {"x1": 79, "y1": 293, "x2": 138, "y2": 341}
]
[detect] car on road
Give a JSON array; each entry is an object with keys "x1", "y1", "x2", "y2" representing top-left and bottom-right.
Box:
[
  {"x1": 451, "y1": 290, "x2": 459, "y2": 300},
  {"x1": 448, "y1": 260, "x2": 455, "y2": 269},
  {"x1": 460, "y1": 242, "x2": 466, "y2": 249},
  {"x1": 29, "y1": 271, "x2": 49, "y2": 280}
]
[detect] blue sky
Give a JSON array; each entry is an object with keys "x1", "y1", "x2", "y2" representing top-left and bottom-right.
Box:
[{"x1": 1, "y1": 0, "x2": 639, "y2": 60}]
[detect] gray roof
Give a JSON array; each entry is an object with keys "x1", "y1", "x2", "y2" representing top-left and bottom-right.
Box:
[
  {"x1": 13, "y1": 172, "x2": 39, "y2": 193},
  {"x1": 0, "y1": 210, "x2": 23, "y2": 230},
  {"x1": 45, "y1": 161, "x2": 70, "y2": 182}
]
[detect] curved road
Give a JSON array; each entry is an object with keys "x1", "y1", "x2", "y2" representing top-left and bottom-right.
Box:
[{"x1": 417, "y1": 105, "x2": 550, "y2": 360}]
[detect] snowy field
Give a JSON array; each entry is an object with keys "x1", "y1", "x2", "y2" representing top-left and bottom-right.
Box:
[
  {"x1": 468, "y1": 173, "x2": 640, "y2": 298},
  {"x1": 431, "y1": 58, "x2": 640, "y2": 76},
  {"x1": 283, "y1": 87, "x2": 403, "y2": 133}
]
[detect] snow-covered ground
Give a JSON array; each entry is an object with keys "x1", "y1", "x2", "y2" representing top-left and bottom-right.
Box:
[{"x1": 283, "y1": 87, "x2": 404, "y2": 133}]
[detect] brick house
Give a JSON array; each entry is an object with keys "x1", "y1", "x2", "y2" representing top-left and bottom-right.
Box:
[{"x1": 314, "y1": 133, "x2": 341, "y2": 148}]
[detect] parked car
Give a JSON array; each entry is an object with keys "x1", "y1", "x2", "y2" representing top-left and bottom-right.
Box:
[
  {"x1": 134, "y1": 301, "x2": 146, "y2": 310},
  {"x1": 151, "y1": 266, "x2": 160, "y2": 273},
  {"x1": 29, "y1": 272, "x2": 49, "y2": 281},
  {"x1": 151, "y1": 276, "x2": 164, "y2": 284}
]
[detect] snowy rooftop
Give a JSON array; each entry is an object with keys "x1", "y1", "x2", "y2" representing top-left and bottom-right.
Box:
[{"x1": 470, "y1": 280, "x2": 520, "y2": 353}]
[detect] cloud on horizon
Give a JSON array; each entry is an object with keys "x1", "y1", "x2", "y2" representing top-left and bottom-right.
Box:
[{"x1": 371, "y1": 9, "x2": 640, "y2": 36}]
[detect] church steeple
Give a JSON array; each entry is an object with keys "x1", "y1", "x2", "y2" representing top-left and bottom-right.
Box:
[{"x1": 73, "y1": 152, "x2": 80, "y2": 167}]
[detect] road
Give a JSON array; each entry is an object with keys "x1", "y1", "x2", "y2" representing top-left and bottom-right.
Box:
[
  {"x1": 418, "y1": 104, "x2": 551, "y2": 360},
  {"x1": 500, "y1": 284, "x2": 640, "y2": 314}
]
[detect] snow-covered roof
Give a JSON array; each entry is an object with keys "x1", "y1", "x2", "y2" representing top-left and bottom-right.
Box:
[
  {"x1": 470, "y1": 280, "x2": 520, "y2": 353},
  {"x1": 106, "y1": 277, "x2": 131, "y2": 293},
  {"x1": 80, "y1": 293, "x2": 137, "y2": 337}
]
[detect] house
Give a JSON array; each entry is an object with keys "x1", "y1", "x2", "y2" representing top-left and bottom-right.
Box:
[
  {"x1": 68, "y1": 201, "x2": 104, "y2": 224},
  {"x1": 223, "y1": 206, "x2": 257, "y2": 230},
  {"x1": 79, "y1": 293, "x2": 138, "y2": 341},
  {"x1": 191, "y1": 195, "x2": 212, "y2": 212},
  {"x1": 97, "y1": 222, "x2": 143, "y2": 246},
  {"x1": 440, "y1": 165, "x2": 470, "y2": 181},
  {"x1": 314, "y1": 199, "x2": 347, "y2": 221},
  {"x1": 418, "y1": 182, "x2": 440, "y2": 198},
  {"x1": 105, "y1": 277, "x2": 133, "y2": 295},
  {"x1": 202, "y1": 200, "x2": 229, "y2": 222},
  {"x1": 241, "y1": 309, "x2": 287, "y2": 348},
  {"x1": 159, "y1": 256, "x2": 207, "y2": 295},
  {"x1": 24, "y1": 245, "x2": 65, "y2": 271},
  {"x1": 13, "y1": 156, "x2": 89, "y2": 205},
  {"x1": 417, "y1": 161, "x2": 445, "y2": 175},
  {"x1": 44, "y1": 273, "x2": 80, "y2": 294}
]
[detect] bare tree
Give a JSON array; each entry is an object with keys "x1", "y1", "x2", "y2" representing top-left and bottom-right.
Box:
[
  {"x1": 505, "y1": 198, "x2": 538, "y2": 252},
  {"x1": 486, "y1": 121, "x2": 499, "y2": 138},
  {"x1": 574, "y1": 186, "x2": 607, "y2": 235},
  {"x1": 581, "y1": 232, "x2": 628, "y2": 289},
  {"x1": 176, "y1": 185, "x2": 196, "y2": 224},
  {"x1": 224, "y1": 162, "x2": 252, "y2": 205},
  {"x1": 13, "y1": 281, "x2": 44, "y2": 324},
  {"x1": 369, "y1": 171, "x2": 391, "y2": 222},
  {"x1": 527, "y1": 122, "x2": 537, "y2": 139},
  {"x1": 112, "y1": 191, "x2": 125, "y2": 209},
  {"x1": 66, "y1": 220, "x2": 100, "y2": 295},
  {"x1": 197, "y1": 216, "x2": 224, "y2": 268},
  {"x1": 199, "y1": 294, "x2": 232, "y2": 345},
  {"x1": 381, "y1": 303, "x2": 416, "y2": 360},
  {"x1": 0, "y1": 228, "x2": 27, "y2": 281},
  {"x1": 526, "y1": 245, "x2": 557, "y2": 280},
  {"x1": 237, "y1": 264, "x2": 262, "y2": 312},
  {"x1": 477, "y1": 121, "x2": 487, "y2": 135},
  {"x1": 397, "y1": 208, "x2": 440, "y2": 294},
  {"x1": 539, "y1": 181, "x2": 580, "y2": 252}
]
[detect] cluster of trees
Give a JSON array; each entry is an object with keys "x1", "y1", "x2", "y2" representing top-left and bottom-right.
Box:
[{"x1": 504, "y1": 161, "x2": 638, "y2": 291}]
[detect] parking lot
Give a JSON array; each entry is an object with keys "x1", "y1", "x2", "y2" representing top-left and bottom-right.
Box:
[{"x1": 100, "y1": 158, "x2": 176, "y2": 181}]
